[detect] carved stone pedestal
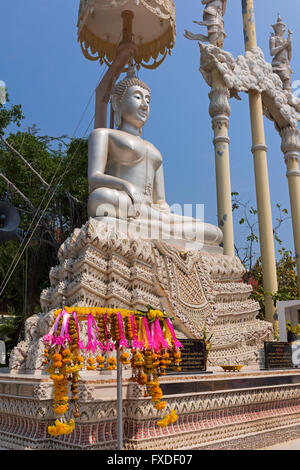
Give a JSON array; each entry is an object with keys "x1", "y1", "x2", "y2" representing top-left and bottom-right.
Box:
[
  {"x1": 2, "y1": 370, "x2": 300, "y2": 450},
  {"x1": 9, "y1": 218, "x2": 273, "y2": 372},
  {"x1": 0, "y1": 218, "x2": 290, "y2": 450}
]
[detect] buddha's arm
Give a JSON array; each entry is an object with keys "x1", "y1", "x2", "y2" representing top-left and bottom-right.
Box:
[
  {"x1": 153, "y1": 163, "x2": 170, "y2": 212},
  {"x1": 88, "y1": 129, "x2": 135, "y2": 196}
]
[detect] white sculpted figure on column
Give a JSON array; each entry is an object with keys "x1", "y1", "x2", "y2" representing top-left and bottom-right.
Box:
[
  {"x1": 87, "y1": 65, "x2": 222, "y2": 250},
  {"x1": 270, "y1": 13, "x2": 293, "y2": 92},
  {"x1": 184, "y1": 0, "x2": 227, "y2": 49}
]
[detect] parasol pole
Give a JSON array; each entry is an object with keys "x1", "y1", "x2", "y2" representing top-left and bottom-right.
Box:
[
  {"x1": 116, "y1": 348, "x2": 123, "y2": 450},
  {"x1": 241, "y1": 0, "x2": 278, "y2": 325},
  {"x1": 94, "y1": 10, "x2": 137, "y2": 129}
]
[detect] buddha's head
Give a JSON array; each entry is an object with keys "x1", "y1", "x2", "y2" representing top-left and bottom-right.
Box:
[{"x1": 111, "y1": 66, "x2": 151, "y2": 134}]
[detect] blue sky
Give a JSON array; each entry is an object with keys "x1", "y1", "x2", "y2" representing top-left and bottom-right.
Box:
[{"x1": 1, "y1": 0, "x2": 300, "y2": 260}]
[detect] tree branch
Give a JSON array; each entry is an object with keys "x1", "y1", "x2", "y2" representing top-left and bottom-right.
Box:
[
  {"x1": 1, "y1": 135, "x2": 80, "y2": 205},
  {"x1": 1, "y1": 135, "x2": 52, "y2": 192},
  {"x1": 0, "y1": 172, "x2": 59, "y2": 249},
  {"x1": 0, "y1": 172, "x2": 36, "y2": 212}
]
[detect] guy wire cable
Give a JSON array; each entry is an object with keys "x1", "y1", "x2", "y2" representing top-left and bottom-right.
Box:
[
  {"x1": 0, "y1": 63, "x2": 108, "y2": 287},
  {"x1": 0, "y1": 111, "x2": 96, "y2": 296},
  {"x1": 1, "y1": 30, "x2": 127, "y2": 292},
  {"x1": 0, "y1": 64, "x2": 108, "y2": 297},
  {"x1": 0, "y1": 113, "x2": 95, "y2": 298}
]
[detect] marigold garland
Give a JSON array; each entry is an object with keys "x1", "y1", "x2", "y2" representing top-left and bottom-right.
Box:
[{"x1": 43, "y1": 305, "x2": 183, "y2": 436}]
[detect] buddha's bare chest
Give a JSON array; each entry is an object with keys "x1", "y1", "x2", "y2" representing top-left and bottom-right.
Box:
[{"x1": 107, "y1": 133, "x2": 161, "y2": 170}]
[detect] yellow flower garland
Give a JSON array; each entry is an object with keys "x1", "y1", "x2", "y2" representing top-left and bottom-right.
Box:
[
  {"x1": 45, "y1": 306, "x2": 182, "y2": 437},
  {"x1": 48, "y1": 419, "x2": 75, "y2": 436}
]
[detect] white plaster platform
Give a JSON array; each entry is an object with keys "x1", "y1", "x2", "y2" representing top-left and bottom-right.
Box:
[{"x1": 1, "y1": 368, "x2": 300, "y2": 450}]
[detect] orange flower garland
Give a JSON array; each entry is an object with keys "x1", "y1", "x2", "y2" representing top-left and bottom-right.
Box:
[{"x1": 43, "y1": 306, "x2": 183, "y2": 436}]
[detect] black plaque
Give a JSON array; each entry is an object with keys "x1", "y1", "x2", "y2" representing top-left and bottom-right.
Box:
[
  {"x1": 264, "y1": 341, "x2": 293, "y2": 369},
  {"x1": 168, "y1": 339, "x2": 207, "y2": 374}
]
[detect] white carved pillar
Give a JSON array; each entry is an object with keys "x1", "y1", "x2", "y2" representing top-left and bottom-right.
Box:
[
  {"x1": 209, "y1": 70, "x2": 235, "y2": 256},
  {"x1": 280, "y1": 126, "x2": 300, "y2": 292}
]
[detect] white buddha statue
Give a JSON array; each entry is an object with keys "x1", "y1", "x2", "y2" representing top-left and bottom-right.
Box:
[{"x1": 87, "y1": 67, "x2": 222, "y2": 252}]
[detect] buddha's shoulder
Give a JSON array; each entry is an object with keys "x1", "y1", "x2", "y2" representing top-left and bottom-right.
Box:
[
  {"x1": 90, "y1": 127, "x2": 114, "y2": 137},
  {"x1": 90, "y1": 128, "x2": 136, "y2": 142},
  {"x1": 144, "y1": 139, "x2": 162, "y2": 159}
]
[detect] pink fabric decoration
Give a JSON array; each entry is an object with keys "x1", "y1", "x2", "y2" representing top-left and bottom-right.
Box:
[
  {"x1": 154, "y1": 318, "x2": 169, "y2": 350},
  {"x1": 165, "y1": 318, "x2": 183, "y2": 349},
  {"x1": 85, "y1": 313, "x2": 105, "y2": 352},
  {"x1": 72, "y1": 310, "x2": 85, "y2": 350},
  {"x1": 142, "y1": 317, "x2": 155, "y2": 349},
  {"x1": 43, "y1": 310, "x2": 63, "y2": 345},
  {"x1": 117, "y1": 312, "x2": 129, "y2": 349},
  {"x1": 53, "y1": 310, "x2": 71, "y2": 346},
  {"x1": 151, "y1": 321, "x2": 159, "y2": 351},
  {"x1": 91, "y1": 314, "x2": 105, "y2": 352},
  {"x1": 85, "y1": 313, "x2": 98, "y2": 353}
]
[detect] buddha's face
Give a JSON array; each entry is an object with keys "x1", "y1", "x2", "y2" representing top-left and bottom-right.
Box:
[{"x1": 119, "y1": 85, "x2": 150, "y2": 130}]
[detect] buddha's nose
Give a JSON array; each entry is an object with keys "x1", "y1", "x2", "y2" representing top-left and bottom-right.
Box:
[{"x1": 140, "y1": 97, "x2": 149, "y2": 108}]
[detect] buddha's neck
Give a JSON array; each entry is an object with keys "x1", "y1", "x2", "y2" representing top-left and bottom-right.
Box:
[{"x1": 119, "y1": 122, "x2": 141, "y2": 137}]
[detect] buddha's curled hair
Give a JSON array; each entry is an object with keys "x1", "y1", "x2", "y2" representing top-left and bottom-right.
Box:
[{"x1": 111, "y1": 65, "x2": 151, "y2": 105}]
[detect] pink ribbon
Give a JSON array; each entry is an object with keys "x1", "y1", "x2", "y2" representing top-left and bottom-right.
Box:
[
  {"x1": 72, "y1": 310, "x2": 85, "y2": 350},
  {"x1": 151, "y1": 321, "x2": 161, "y2": 352},
  {"x1": 142, "y1": 317, "x2": 155, "y2": 349},
  {"x1": 52, "y1": 310, "x2": 71, "y2": 346},
  {"x1": 52, "y1": 312, "x2": 63, "y2": 335},
  {"x1": 43, "y1": 311, "x2": 61, "y2": 345},
  {"x1": 93, "y1": 315, "x2": 105, "y2": 352},
  {"x1": 85, "y1": 313, "x2": 98, "y2": 353},
  {"x1": 43, "y1": 309, "x2": 71, "y2": 346},
  {"x1": 154, "y1": 318, "x2": 169, "y2": 351},
  {"x1": 117, "y1": 312, "x2": 129, "y2": 349},
  {"x1": 165, "y1": 318, "x2": 183, "y2": 349}
]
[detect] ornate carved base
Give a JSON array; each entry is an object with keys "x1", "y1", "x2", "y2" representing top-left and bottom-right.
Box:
[
  {"x1": 1, "y1": 371, "x2": 300, "y2": 450},
  {"x1": 9, "y1": 218, "x2": 273, "y2": 372}
]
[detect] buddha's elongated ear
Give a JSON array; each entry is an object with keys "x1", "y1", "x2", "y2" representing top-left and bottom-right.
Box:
[{"x1": 111, "y1": 95, "x2": 122, "y2": 128}]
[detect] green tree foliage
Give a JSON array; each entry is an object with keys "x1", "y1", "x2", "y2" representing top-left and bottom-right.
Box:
[
  {"x1": 0, "y1": 98, "x2": 88, "y2": 350},
  {"x1": 250, "y1": 249, "x2": 298, "y2": 319},
  {"x1": 0, "y1": 94, "x2": 24, "y2": 136},
  {"x1": 0, "y1": 307, "x2": 22, "y2": 361},
  {"x1": 232, "y1": 192, "x2": 299, "y2": 320}
]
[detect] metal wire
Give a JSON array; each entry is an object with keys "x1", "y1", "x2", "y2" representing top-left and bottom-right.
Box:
[
  {"x1": 0, "y1": 114, "x2": 95, "y2": 298},
  {"x1": 0, "y1": 64, "x2": 108, "y2": 298}
]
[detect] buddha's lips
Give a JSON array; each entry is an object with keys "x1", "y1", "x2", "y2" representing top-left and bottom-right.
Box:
[{"x1": 138, "y1": 110, "x2": 148, "y2": 119}]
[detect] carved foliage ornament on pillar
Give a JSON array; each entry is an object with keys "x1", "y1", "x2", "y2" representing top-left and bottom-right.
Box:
[
  {"x1": 280, "y1": 127, "x2": 300, "y2": 160},
  {"x1": 209, "y1": 87, "x2": 231, "y2": 127}
]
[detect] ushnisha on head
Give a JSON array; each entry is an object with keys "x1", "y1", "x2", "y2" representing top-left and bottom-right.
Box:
[
  {"x1": 111, "y1": 65, "x2": 151, "y2": 135},
  {"x1": 272, "y1": 12, "x2": 286, "y2": 36}
]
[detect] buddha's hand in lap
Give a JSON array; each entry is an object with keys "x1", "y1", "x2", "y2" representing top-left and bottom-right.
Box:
[
  {"x1": 152, "y1": 200, "x2": 171, "y2": 213},
  {"x1": 122, "y1": 182, "x2": 141, "y2": 205}
]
